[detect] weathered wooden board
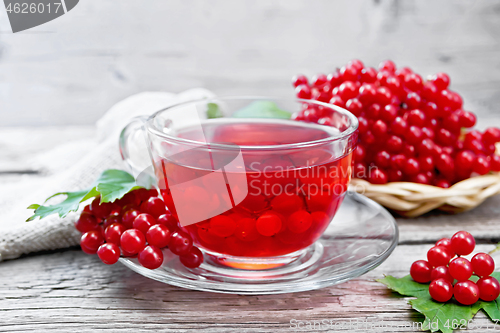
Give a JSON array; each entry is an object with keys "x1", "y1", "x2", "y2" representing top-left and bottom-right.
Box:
[{"x1": 1, "y1": 244, "x2": 499, "y2": 332}]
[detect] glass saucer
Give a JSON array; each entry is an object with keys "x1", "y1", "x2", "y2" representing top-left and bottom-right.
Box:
[{"x1": 119, "y1": 192, "x2": 398, "y2": 295}]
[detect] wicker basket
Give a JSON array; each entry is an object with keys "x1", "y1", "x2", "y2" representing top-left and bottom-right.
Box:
[{"x1": 350, "y1": 173, "x2": 500, "y2": 218}]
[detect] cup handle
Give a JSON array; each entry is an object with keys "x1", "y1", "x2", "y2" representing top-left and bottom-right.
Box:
[{"x1": 119, "y1": 115, "x2": 151, "y2": 177}]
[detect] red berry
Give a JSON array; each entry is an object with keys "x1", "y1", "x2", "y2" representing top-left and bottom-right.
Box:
[
  {"x1": 256, "y1": 212, "x2": 282, "y2": 236},
  {"x1": 97, "y1": 243, "x2": 121, "y2": 265},
  {"x1": 366, "y1": 103, "x2": 381, "y2": 119},
  {"x1": 234, "y1": 218, "x2": 260, "y2": 242},
  {"x1": 329, "y1": 95, "x2": 345, "y2": 108},
  {"x1": 75, "y1": 212, "x2": 99, "y2": 233},
  {"x1": 429, "y1": 278, "x2": 453, "y2": 302},
  {"x1": 390, "y1": 117, "x2": 408, "y2": 136},
  {"x1": 477, "y1": 276, "x2": 500, "y2": 301},
  {"x1": 380, "y1": 104, "x2": 398, "y2": 123},
  {"x1": 80, "y1": 230, "x2": 105, "y2": 255},
  {"x1": 179, "y1": 246, "x2": 204, "y2": 268},
  {"x1": 375, "y1": 151, "x2": 391, "y2": 168},
  {"x1": 120, "y1": 229, "x2": 146, "y2": 255},
  {"x1": 295, "y1": 84, "x2": 311, "y2": 99},
  {"x1": 403, "y1": 144, "x2": 416, "y2": 157},
  {"x1": 483, "y1": 127, "x2": 500, "y2": 145},
  {"x1": 412, "y1": 173, "x2": 431, "y2": 185},
  {"x1": 388, "y1": 169, "x2": 403, "y2": 182},
  {"x1": 386, "y1": 135, "x2": 403, "y2": 153},
  {"x1": 430, "y1": 266, "x2": 454, "y2": 284},
  {"x1": 459, "y1": 111, "x2": 477, "y2": 128},
  {"x1": 358, "y1": 84, "x2": 377, "y2": 104},
  {"x1": 360, "y1": 67, "x2": 377, "y2": 83},
  {"x1": 138, "y1": 245, "x2": 164, "y2": 269},
  {"x1": 436, "y1": 128, "x2": 456, "y2": 147},
  {"x1": 372, "y1": 120, "x2": 388, "y2": 137},
  {"x1": 338, "y1": 81, "x2": 358, "y2": 101},
  {"x1": 407, "y1": 109, "x2": 426, "y2": 127},
  {"x1": 368, "y1": 168, "x2": 388, "y2": 184},
  {"x1": 376, "y1": 87, "x2": 392, "y2": 105},
  {"x1": 157, "y1": 212, "x2": 179, "y2": 231},
  {"x1": 327, "y1": 71, "x2": 342, "y2": 86},
  {"x1": 133, "y1": 213, "x2": 157, "y2": 234},
  {"x1": 104, "y1": 222, "x2": 126, "y2": 245},
  {"x1": 405, "y1": 126, "x2": 423, "y2": 145},
  {"x1": 422, "y1": 81, "x2": 439, "y2": 101},
  {"x1": 311, "y1": 74, "x2": 327, "y2": 87},
  {"x1": 451, "y1": 231, "x2": 475, "y2": 255},
  {"x1": 391, "y1": 154, "x2": 406, "y2": 169},
  {"x1": 146, "y1": 224, "x2": 172, "y2": 248},
  {"x1": 435, "y1": 179, "x2": 451, "y2": 188},
  {"x1": 345, "y1": 98, "x2": 363, "y2": 116},
  {"x1": 491, "y1": 155, "x2": 500, "y2": 172},
  {"x1": 354, "y1": 145, "x2": 366, "y2": 162},
  {"x1": 473, "y1": 155, "x2": 491, "y2": 175},
  {"x1": 436, "y1": 154, "x2": 454, "y2": 177},
  {"x1": 122, "y1": 209, "x2": 140, "y2": 229},
  {"x1": 404, "y1": 73, "x2": 423, "y2": 91},
  {"x1": 357, "y1": 116, "x2": 369, "y2": 134},
  {"x1": 379, "y1": 60, "x2": 396, "y2": 72},
  {"x1": 209, "y1": 215, "x2": 237, "y2": 237},
  {"x1": 454, "y1": 280, "x2": 480, "y2": 305},
  {"x1": 405, "y1": 92, "x2": 422, "y2": 110},
  {"x1": 340, "y1": 65, "x2": 360, "y2": 82},
  {"x1": 435, "y1": 238, "x2": 453, "y2": 254},
  {"x1": 455, "y1": 150, "x2": 475, "y2": 172},
  {"x1": 427, "y1": 246, "x2": 452, "y2": 267},
  {"x1": 287, "y1": 210, "x2": 312, "y2": 234},
  {"x1": 419, "y1": 156, "x2": 435, "y2": 172},
  {"x1": 429, "y1": 72, "x2": 450, "y2": 91},
  {"x1": 410, "y1": 260, "x2": 432, "y2": 283},
  {"x1": 471, "y1": 253, "x2": 495, "y2": 277},
  {"x1": 90, "y1": 197, "x2": 112, "y2": 219},
  {"x1": 168, "y1": 231, "x2": 193, "y2": 255},
  {"x1": 404, "y1": 158, "x2": 420, "y2": 176},
  {"x1": 140, "y1": 197, "x2": 167, "y2": 218},
  {"x1": 292, "y1": 74, "x2": 308, "y2": 88},
  {"x1": 449, "y1": 257, "x2": 473, "y2": 281},
  {"x1": 102, "y1": 215, "x2": 121, "y2": 230}
]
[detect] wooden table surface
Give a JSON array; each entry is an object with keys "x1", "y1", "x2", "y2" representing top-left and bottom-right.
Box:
[{"x1": 2, "y1": 1, "x2": 500, "y2": 332}]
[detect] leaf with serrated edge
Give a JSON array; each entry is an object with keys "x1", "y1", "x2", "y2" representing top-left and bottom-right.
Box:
[
  {"x1": 27, "y1": 169, "x2": 146, "y2": 221},
  {"x1": 95, "y1": 169, "x2": 143, "y2": 203},
  {"x1": 26, "y1": 190, "x2": 91, "y2": 221},
  {"x1": 410, "y1": 297, "x2": 482, "y2": 333},
  {"x1": 377, "y1": 275, "x2": 430, "y2": 298},
  {"x1": 378, "y1": 273, "x2": 500, "y2": 332}
]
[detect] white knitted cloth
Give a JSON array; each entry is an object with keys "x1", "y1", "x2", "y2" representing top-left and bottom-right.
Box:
[{"x1": 0, "y1": 89, "x2": 215, "y2": 261}]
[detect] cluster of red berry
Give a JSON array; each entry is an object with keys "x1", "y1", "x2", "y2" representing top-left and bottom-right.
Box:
[
  {"x1": 292, "y1": 60, "x2": 500, "y2": 187},
  {"x1": 76, "y1": 188, "x2": 203, "y2": 269},
  {"x1": 410, "y1": 231, "x2": 499, "y2": 305}
]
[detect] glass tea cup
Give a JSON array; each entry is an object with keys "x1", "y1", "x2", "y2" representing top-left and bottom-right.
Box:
[{"x1": 120, "y1": 97, "x2": 358, "y2": 270}]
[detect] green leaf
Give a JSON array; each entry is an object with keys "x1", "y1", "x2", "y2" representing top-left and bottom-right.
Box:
[
  {"x1": 481, "y1": 272, "x2": 500, "y2": 321},
  {"x1": 206, "y1": 102, "x2": 223, "y2": 119},
  {"x1": 95, "y1": 169, "x2": 142, "y2": 203},
  {"x1": 26, "y1": 190, "x2": 93, "y2": 221},
  {"x1": 377, "y1": 274, "x2": 430, "y2": 298},
  {"x1": 27, "y1": 169, "x2": 146, "y2": 221},
  {"x1": 232, "y1": 101, "x2": 292, "y2": 119},
  {"x1": 378, "y1": 273, "x2": 500, "y2": 332},
  {"x1": 409, "y1": 298, "x2": 482, "y2": 333}
]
